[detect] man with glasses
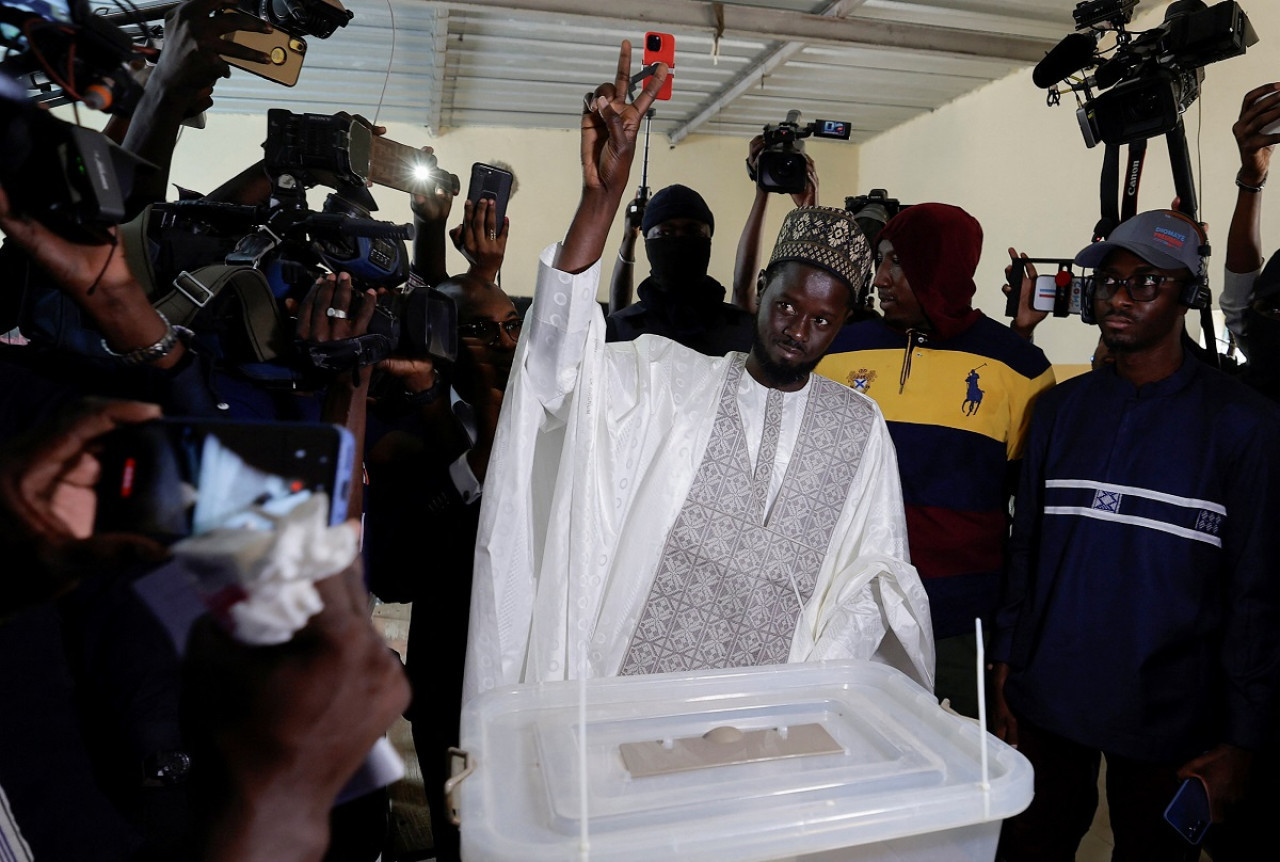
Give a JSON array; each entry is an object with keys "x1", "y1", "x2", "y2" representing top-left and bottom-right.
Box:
[{"x1": 991, "y1": 209, "x2": 1280, "y2": 860}]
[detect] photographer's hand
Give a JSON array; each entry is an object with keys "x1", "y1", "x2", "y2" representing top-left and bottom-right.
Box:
[
  {"x1": 733, "y1": 135, "x2": 770, "y2": 313},
  {"x1": 125, "y1": 0, "x2": 272, "y2": 206},
  {"x1": 793, "y1": 153, "x2": 819, "y2": 208},
  {"x1": 0, "y1": 187, "x2": 186, "y2": 368},
  {"x1": 450, "y1": 197, "x2": 508, "y2": 282},
  {"x1": 559, "y1": 41, "x2": 667, "y2": 274},
  {"x1": 295, "y1": 273, "x2": 377, "y2": 515},
  {"x1": 1227, "y1": 83, "x2": 1280, "y2": 276},
  {"x1": 1234, "y1": 82, "x2": 1280, "y2": 189},
  {"x1": 410, "y1": 146, "x2": 455, "y2": 287},
  {"x1": 0, "y1": 398, "x2": 168, "y2": 619},
  {"x1": 1003, "y1": 248, "x2": 1047, "y2": 340}
]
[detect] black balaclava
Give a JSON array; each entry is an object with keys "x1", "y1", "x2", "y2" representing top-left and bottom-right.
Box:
[{"x1": 641, "y1": 185, "x2": 715, "y2": 295}]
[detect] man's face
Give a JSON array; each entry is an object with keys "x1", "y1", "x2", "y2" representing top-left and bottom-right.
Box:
[
  {"x1": 456, "y1": 287, "x2": 521, "y2": 394},
  {"x1": 873, "y1": 239, "x2": 928, "y2": 329},
  {"x1": 748, "y1": 262, "x2": 849, "y2": 391},
  {"x1": 1093, "y1": 249, "x2": 1189, "y2": 354}
]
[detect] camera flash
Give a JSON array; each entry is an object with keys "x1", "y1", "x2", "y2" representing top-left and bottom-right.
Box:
[{"x1": 412, "y1": 164, "x2": 433, "y2": 182}]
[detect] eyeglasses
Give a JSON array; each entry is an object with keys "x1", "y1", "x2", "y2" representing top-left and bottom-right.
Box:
[
  {"x1": 458, "y1": 318, "x2": 523, "y2": 345},
  {"x1": 1093, "y1": 272, "x2": 1183, "y2": 303}
]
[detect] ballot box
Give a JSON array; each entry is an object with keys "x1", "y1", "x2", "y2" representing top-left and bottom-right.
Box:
[{"x1": 451, "y1": 660, "x2": 1033, "y2": 862}]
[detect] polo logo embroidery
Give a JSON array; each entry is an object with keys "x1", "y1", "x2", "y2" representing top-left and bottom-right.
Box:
[
  {"x1": 962, "y1": 365, "x2": 986, "y2": 416},
  {"x1": 1092, "y1": 489, "x2": 1122, "y2": 512},
  {"x1": 1195, "y1": 509, "x2": 1224, "y2": 536},
  {"x1": 847, "y1": 368, "x2": 877, "y2": 393}
]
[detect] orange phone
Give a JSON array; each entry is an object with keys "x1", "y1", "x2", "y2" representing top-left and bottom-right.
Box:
[{"x1": 643, "y1": 31, "x2": 674, "y2": 100}]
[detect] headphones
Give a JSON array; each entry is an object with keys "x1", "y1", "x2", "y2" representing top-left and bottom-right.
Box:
[{"x1": 1081, "y1": 211, "x2": 1211, "y2": 324}]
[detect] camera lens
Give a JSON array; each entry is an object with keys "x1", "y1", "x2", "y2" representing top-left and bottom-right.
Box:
[{"x1": 647, "y1": 34, "x2": 662, "y2": 52}]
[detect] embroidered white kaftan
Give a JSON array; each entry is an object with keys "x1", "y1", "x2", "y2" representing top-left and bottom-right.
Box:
[{"x1": 461, "y1": 245, "x2": 934, "y2": 703}]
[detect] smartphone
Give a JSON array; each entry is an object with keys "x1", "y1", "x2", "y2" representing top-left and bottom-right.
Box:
[
  {"x1": 643, "y1": 31, "x2": 675, "y2": 101},
  {"x1": 218, "y1": 10, "x2": 307, "y2": 87},
  {"x1": 1255, "y1": 89, "x2": 1280, "y2": 136},
  {"x1": 367, "y1": 134, "x2": 461, "y2": 197},
  {"x1": 466, "y1": 162, "x2": 514, "y2": 232},
  {"x1": 1164, "y1": 776, "x2": 1211, "y2": 846},
  {"x1": 94, "y1": 418, "x2": 355, "y2": 543}
]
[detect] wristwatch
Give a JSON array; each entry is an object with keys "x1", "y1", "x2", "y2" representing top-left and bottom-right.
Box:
[{"x1": 101, "y1": 310, "x2": 192, "y2": 366}]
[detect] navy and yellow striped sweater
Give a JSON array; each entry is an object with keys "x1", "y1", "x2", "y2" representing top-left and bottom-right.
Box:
[{"x1": 817, "y1": 314, "x2": 1055, "y2": 638}]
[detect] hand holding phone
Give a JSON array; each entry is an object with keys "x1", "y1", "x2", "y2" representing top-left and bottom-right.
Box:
[
  {"x1": 466, "y1": 162, "x2": 514, "y2": 231},
  {"x1": 217, "y1": 9, "x2": 307, "y2": 87},
  {"x1": 1164, "y1": 776, "x2": 1212, "y2": 846},
  {"x1": 643, "y1": 32, "x2": 675, "y2": 101}
]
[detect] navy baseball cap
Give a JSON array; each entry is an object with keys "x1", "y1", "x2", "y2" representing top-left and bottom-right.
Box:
[{"x1": 1074, "y1": 210, "x2": 1204, "y2": 273}]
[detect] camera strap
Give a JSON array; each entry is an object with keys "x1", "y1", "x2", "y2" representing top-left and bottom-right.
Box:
[
  {"x1": 120, "y1": 208, "x2": 287, "y2": 363},
  {"x1": 1095, "y1": 140, "x2": 1147, "y2": 241}
]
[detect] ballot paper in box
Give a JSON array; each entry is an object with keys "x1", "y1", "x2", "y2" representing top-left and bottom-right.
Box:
[{"x1": 450, "y1": 660, "x2": 1032, "y2": 862}]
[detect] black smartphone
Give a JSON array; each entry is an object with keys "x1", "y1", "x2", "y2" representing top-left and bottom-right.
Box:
[
  {"x1": 94, "y1": 418, "x2": 355, "y2": 543},
  {"x1": 466, "y1": 162, "x2": 514, "y2": 232},
  {"x1": 1164, "y1": 776, "x2": 1211, "y2": 846}
]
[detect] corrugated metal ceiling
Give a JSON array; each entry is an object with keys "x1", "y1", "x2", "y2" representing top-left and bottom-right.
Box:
[{"x1": 134, "y1": 0, "x2": 1090, "y2": 144}]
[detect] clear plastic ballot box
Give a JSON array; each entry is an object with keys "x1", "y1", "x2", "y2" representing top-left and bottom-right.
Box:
[{"x1": 450, "y1": 660, "x2": 1033, "y2": 862}]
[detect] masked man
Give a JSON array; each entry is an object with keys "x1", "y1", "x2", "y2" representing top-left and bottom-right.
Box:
[{"x1": 606, "y1": 184, "x2": 755, "y2": 356}]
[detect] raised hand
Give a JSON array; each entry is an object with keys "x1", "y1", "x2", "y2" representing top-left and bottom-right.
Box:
[{"x1": 1233, "y1": 82, "x2": 1280, "y2": 188}]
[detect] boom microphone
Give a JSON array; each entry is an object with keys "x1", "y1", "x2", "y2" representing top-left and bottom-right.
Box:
[{"x1": 1032, "y1": 32, "x2": 1098, "y2": 88}]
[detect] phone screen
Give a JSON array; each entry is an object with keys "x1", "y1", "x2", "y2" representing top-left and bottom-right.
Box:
[
  {"x1": 94, "y1": 419, "x2": 354, "y2": 542},
  {"x1": 643, "y1": 31, "x2": 675, "y2": 100}
]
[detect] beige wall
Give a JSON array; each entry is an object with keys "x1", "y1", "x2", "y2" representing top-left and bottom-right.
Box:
[
  {"x1": 859, "y1": 1, "x2": 1280, "y2": 364},
  {"x1": 166, "y1": 118, "x2": 860, "y2": 303}
]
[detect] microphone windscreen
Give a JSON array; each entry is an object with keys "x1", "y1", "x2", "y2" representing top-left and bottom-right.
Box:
[{"x1": 1032, "y1": 33, "x2": 1097, "y2": 89}]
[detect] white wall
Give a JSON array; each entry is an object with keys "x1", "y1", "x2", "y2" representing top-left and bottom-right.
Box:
[
  {"x1": 166, "y1": 117, "x2": 860, "y2": 303},
  {"x1": 858, "y1": 1, "x2": 1280, "y2": 364}
]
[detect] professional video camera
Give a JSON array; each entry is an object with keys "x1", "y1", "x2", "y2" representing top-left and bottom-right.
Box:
[
  {"x1": 1033, "y1": 0, "x2": 1257, "y2": 148},
  {"x1": 1, "y1": 0, "x2": 144, "y2": 113},
  {"x1": 0, "y1": 1, "x2": 152, "y2": 242},
  {"x1": 0, "y1": 95, "x2": 150, "y2": 244},
  {"x1": 844, "y1": 189, "x2": 906, "y2": 247},
  {"x1": 237, "y1": 0, "x2": 353, "y2": 39},
  {"x1": 753, "y1": 110, "x2": 851, "y2": 195},
  {"x1": 137, "y1": 109, "x2": 457, "y2": 375}
]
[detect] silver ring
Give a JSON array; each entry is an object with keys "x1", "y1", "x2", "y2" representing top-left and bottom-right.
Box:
[
  {"x1": 487, "y1": 230, "x2": 497, "y2": 241},
  {"x1": 326, "y1": 307, "x2": 349, "y2": 320}
]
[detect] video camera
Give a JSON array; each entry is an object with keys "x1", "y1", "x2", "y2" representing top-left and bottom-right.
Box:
[
  {"x1": 0, "y1": 96, "x2": 150, "y2": 244},
  {"x1": 236, "y1": 0, "x2": 353, "y2": 39},
  {"x1": 754, "y1": 110, "x2": 851, "y2": 195},
  {"x1": 1033, "y1": 0, "x2": 1257, "y2": 147},
  {"x1": 1, "y1": 0, "x2": 143, "y2": 113},
  {"x1": 0, "y1": 1, "x2": 152, "y2": 242},
  {"x1": 844, "y1": 189, "x2": 906, "y2": 248},
  {"x1": 264, "y1": 109, "x2": 460, "y2": 200},
  {"x1": 145, "y1": 109, "x2": 458, "y2": 374}
]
